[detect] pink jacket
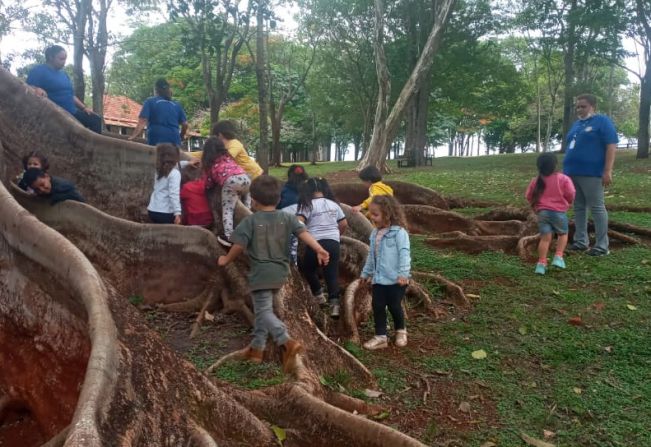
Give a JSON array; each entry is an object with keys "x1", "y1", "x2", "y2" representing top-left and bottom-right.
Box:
[
  {"x1": 206, "y1": 153, "x2": 246, "y2": 188},
  {"x1": 525, "y1": 172, "x2": 576, "y2": 212}
]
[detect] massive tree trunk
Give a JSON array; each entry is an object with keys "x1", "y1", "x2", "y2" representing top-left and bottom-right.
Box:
[
  {"x1": 72, "y1": 0, "x2": 90, "y2": 101},
  {"x1": 84, "y1": 0, "x2": 110, "y2": 116},
  {"x1": 560, "y1": 0, "x2": 577, "y2": 153},
  {"x1": 357, "y1": 0, "x2": 455, "y2": 172},
  {"x1": 405, "y1": 82, "x2": 431, "y2": 165}
]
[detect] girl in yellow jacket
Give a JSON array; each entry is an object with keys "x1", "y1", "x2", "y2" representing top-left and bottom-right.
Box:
[
  {"x1": 352, "y1": 166, "x2": 394, "y2": 214},
  {"x1": 212, "y1": 120, "x2": 263, "y2": 179}
]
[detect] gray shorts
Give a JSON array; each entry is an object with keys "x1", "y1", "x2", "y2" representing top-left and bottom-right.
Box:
[{"x1": 537, "y1": 210, "x2": 569, "y2": 235}]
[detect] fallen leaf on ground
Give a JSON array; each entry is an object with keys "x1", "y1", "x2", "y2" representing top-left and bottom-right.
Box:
[
  {"x1": 543, "y1": 430, "x2": 556, "y2": 439},
  {"x1": 627, "y1": 304, "x2": 638, "y2": 311},
  {"x1": 518, "y1": 326, "x2": 528, "y2": 335},
  {"x1": 203, "y1": 311, "x2": 215, "y2": 321},
  {"x1": 271, "y1": 425, "x2": 286, "y2": 445},
  {"x1": 521, "y1": 432, "x2": 556, "y2": 447},
  {"x1": 573, "y1": 387, "x2": 582, "y2": 394},
  {"x1": 480, "y1": 442, "x2": 497, "y2": 447},
  {"x1": 568, "y1": 316, "x2": 583, "y2": 326},
  {"x1": 364, "y1": 389, "x2": 383, "y2": 398},
  {"x1": 604, "y1": 346, "x2": 613, "y2": 353},
  {"x1": 466, "y1": 293, "x2": 481, "y2": 300},
  {"x1": 591, "y1": 301, "x2": 605, "y2": 311},
  {"x1": 471, "y1": 349, "x2": 487, "y2": 359},
  {"x1": 458, "y1": 401, "x2": 471, "y2": 413}
]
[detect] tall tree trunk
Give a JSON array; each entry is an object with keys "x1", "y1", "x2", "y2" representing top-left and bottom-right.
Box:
[
  {"x1": 255, "y1": 1, "x2": 269, "y2": 173},
  {"x1": 269, "y1": 99, "x2": 283, "y2": 166},
  {"x1": 72, "y1": 0, "x2": 90, "y2": 101},
  {"x1": 85, "y1": 0, "x2": 110, "y2": 117},
  {"x1": 560, "y1": 0, "x2": 577, "y2": 153},
  {"x1": 638, "y1": 67, "x2": 651, "y2": 159},
  {"x1": 404, "y1": 78, "x2": 431, "y2": 166},
  {"x1": 357, "y1": 0, "x2": 455, "y2": 172}
]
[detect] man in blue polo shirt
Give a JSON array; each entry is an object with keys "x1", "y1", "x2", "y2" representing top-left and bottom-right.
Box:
[
  {"x1": 27, "y1": 45, "x2": 103, "y2": 134},
  {"x1": 563, "y1": 93, "x2": 618, "y2": 256}
]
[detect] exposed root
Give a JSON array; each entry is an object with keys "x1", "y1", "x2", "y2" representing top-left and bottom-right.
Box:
[
  {"x1": 0, "y1": 393, "x2": 9, "y2": 418},
  {"x1": 608, "y1": 229, "x2": 641, "y2": 245},
  {"x1": 205, "y1": 348, "x2": 250, "y2": 374},
  {"x1": 312, "y1": 324, "x2": 375, "y2": 383},
  {"x1": 190, "y1": 289, "x2": 218, "y2": 339},
  {"x1": 323, "y1": 390, "x2": 383, "y2": 416},
  {"x1": 189, "y1": 420, "x2": 219, "y2": 447},
  {"x1": 516, "y1": 234, "x2": 540, "y2": 260},
  {"x1": 474, "y1": 206, "x2": 532, "y2": 221},
  {"x1": 407, "y1": 281, "x2": 447, "y2": 318},
  {"x1": 40, "y1": 425, "x2": 70, "y2": 447},
  {"x1": 158, "y1": 291, "x2": 209, "y2": 313},
  {"x1": 411, "y1": 271, "x2": 469, "y2": 308},
  {"x1": 610, "y1": 221, "x2": 651, "y2": 238},
  {"x1": 342, "y1": 279, "x2": 366, "y2": 343}
]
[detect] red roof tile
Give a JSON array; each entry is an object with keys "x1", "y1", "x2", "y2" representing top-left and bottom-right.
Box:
[{"x1": 103, "y1": 95, "x2": 142, "y2": 127}]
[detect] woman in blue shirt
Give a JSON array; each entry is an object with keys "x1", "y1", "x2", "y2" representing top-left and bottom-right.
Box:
[
  {"x1": 129, "y1": 78, "x2": 188, "y2": 146},
  {"x1": 27, "y1": 45, "x2": 103, "y2": 134}
]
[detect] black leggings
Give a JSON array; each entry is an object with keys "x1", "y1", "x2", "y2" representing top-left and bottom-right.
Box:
[
  {"x1": 73, "y1": 109, "x2": 103, "y2": 134},
  {"x1": 148, "y1": 211, "x2": 175, "y2": 224},
  {"x1": 372, "y1": 284, "x2": 406, "y2": 335},
  {"x1": 299, "y1": 239, "x2": 340, "y2": 304}
]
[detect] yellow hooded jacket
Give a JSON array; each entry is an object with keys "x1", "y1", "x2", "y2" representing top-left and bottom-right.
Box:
[
  {"x1": 359, "y1": 181, "x2": 394, "y2": 210},
  {"x1": 226, "y1": 139, "x2": 263, "y2": 179}
]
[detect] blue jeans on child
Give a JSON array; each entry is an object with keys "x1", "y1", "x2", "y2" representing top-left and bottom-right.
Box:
[
  {"x1": 537, "y1": 210, "x2": 569, "y2": 235},
  {"x1": 251, "y1": 289, "x2": 290, "y2": 350}
]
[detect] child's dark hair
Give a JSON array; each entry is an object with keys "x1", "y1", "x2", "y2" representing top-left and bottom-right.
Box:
[
  {"x1": 22, "y1": 168, "x2": 48, "y2": 188},
  {"x1": 155, "y1": 143, "x2": 180, "y2": 179},
  {"x1": 22, "y1": 151, "x2": 49, "y2": 171},
  {"x1": 181, "y1": 163, "x2": 201, "y2": 185},
  {"x1": 359, "y1": 166, "x2": 382, "y2": 183},
  {"x1": 250, "y1": 175, "x2": 281, "y2": 206},
  {"x1": 211, "y1": 120, "x2": 238, "y2": 140},
  {"x1": 297, "y1": 177, "x2": 337, "y2": 213},
  {"x1": 287, "y1": 164, "x2": 308, "y2": 188},
  {"x1": 370, "y1": 195, "x2": 407, "y2": 228},
  {"x1": 530, "y1": 153, "x2": 558, "y2": 207},
  {"x1": 201, "y1": 136, "x2": 229, "y2": 174}
]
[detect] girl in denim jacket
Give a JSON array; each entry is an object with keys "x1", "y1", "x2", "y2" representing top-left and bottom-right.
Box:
[{"x1": 360, "y1": 195, "x2": 411, "y2": 350}]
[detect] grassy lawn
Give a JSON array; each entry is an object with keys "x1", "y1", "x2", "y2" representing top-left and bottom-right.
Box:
[{"x1": 235, "y1": 152, "x2": 650, "y2": 446}]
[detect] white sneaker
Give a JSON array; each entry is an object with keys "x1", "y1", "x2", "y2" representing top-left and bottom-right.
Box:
[
  {"x1": 395, "y1": 329, "x2": 408, "y2": 347},
  {"x1": 313, "y1": 292, "x2": 327, "y2": 306},
  {"x1": 363, "y1": 335, "x2": 388, "y2": 350}
]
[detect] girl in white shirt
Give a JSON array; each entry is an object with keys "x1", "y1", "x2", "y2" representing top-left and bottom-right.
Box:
[
  {"x1": 147, "y1": 143, "x2": 185, "y2": 224},
  {"x1": 297, "y1": 177, "x2": 348, "y2": 318}
]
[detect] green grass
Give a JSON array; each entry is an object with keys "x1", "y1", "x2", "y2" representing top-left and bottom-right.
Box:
[{"x1": 267, "y1": 151, "x2": 650, "y2": 445}]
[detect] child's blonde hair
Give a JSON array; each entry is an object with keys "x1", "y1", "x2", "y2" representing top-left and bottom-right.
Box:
[{"x1": 370, "y1": 195, "x2": 407, "y2": 228}]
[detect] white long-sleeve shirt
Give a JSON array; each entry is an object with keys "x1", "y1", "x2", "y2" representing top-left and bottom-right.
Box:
[{"x1": 147, "y1": 167, "x2": 182, "y2": 215}]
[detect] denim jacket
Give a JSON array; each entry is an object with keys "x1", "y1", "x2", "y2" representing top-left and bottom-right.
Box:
[{"x1": 361, "y1": 226, "x2": 411, "y2": 285}]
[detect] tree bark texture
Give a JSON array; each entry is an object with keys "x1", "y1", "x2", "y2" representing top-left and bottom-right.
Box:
[
  {"x1": 255, "y1": 1, "x2": 270, "y2": 173},
  {"x1": 560, "y1": 0, "x2": 577, "y2": 153},
  {"x1": 358, "y1": 0, "x2": 455, "y2": 172}
]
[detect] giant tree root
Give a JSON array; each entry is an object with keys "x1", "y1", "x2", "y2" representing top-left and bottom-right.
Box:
[
  {"x1": 426, "y1": 231, "x2": 522, "y2": 255},
  {"x1": 331, "y1": 181, "x2": 449, "y2": 209}
]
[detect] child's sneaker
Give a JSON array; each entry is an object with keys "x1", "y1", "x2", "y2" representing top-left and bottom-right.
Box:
[
  {"x1": 313, "y1": 291, "x2": 327, "y2": 306},
  {"x1": 534, "y1": 262, "x2": 546, "y2": 275},
  {"x1": 395, "y1": 329, "x2": 408, "y2": 347},
  {"x1": 551, "y1": 255, "x2": 566, "y2": 269},
  {"x1": 363, "y1": 335, "x2": 388, "y2": 350},
  {"x1": 330, "y1": 303, "x2": 340, "y2": 318},
  {"x1": 217, "y1": 234, "x2": 233, "y2": 248},
  {"x1": 281, "y1": 339, "x2": 304, "y2": 373},
  {"x1": 243, "y1": 346, "x2": 263, "y2": 364}
]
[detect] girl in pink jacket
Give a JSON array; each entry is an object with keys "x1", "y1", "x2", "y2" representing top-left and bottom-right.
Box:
[
  {"x1": 525, "y1": 153, "x2": 576, "y2": 275},
  {"x1": 202, "y1": 137, "x2": 251, "y2": 247}
]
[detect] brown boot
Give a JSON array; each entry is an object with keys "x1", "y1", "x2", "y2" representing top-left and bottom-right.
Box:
[
  {"x1": 281, "y1": 339, "x2": 304, "y2": 373},
  {"x1": 243, "y1": 346, "x2": 263, "y2": 364}
]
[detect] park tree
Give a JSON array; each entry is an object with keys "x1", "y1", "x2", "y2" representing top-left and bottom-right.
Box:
[
  {"x1": 168, "y1": 0, "x2": 252, "y2": 127},
  {"x1": 0, "y1": 0, "x2": 28, "y2": 65},
  {"x1": 358, "y1": 0, "x2": 455, "y2": 171}
]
